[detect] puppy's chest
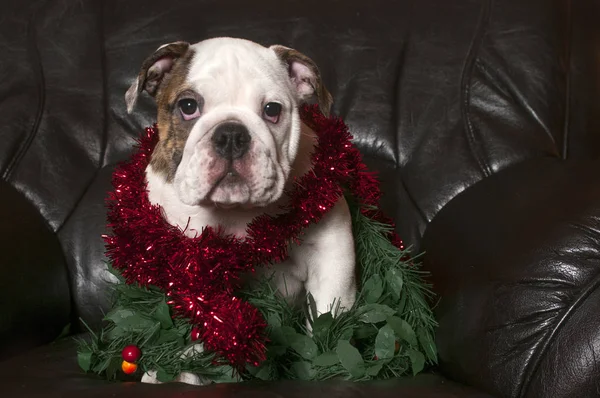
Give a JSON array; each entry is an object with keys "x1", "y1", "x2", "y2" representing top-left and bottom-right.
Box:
[
  {"x1": 163, "y1": 192, "x2": 315, "y2": 287},
  {"x1": 175, "y1": 207, "x2": 270, "y2": 239}
]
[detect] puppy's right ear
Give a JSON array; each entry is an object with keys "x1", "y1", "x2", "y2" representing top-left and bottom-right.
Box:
[
  {"x1": 270, "y1": 45, "x2": 333, "y2": 117},
  {"x1": 125, "y1": 41, "x2": 190, "y2": 114}
]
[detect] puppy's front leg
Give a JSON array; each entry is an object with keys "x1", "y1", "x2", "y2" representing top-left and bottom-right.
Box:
[{"x1": 301, "y1": 200, "x2": 357, "y2": 318}]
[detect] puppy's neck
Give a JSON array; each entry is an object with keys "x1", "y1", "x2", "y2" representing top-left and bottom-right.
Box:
[{"x1": 145, "y1": 122, "x2": 316, "y2": 238}]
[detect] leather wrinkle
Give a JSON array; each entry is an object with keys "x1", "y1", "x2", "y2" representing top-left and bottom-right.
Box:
[
  {"x1": 399, "y1": 173, "x2": 428, "y2": 228},
  {"x1": 391, "y1": 29, "x2": 428, "y2": 229},
  {"x1": 392, "y1": 31, "x2": 410, "y2": 168},
  {"x1": 460, "y1": 0, "x2": 493, "y2": 178},
  {"x1": 53, "y1": 0, "x2": 116, "y2": 236},
  {"x1": 561, "y1": 0, "x2": 573, "y2": 160},
  {"x1": 53, "y1": 161, "x2": 104, "y2": 235},
  {"x1": 55, "y1": 1, "x2": 108, "y2": 235},
  {"x1": 336, "y1": 70, "x2": 360, "y2": 124},
  {"x1": 98, "y1": 0, "x2": 108, "y2": 168},
  {"x1": 2, "y1": 0, "x2": 47, "y2": 181},
  {"x1": 475, "y1": 55, "x2": 557, "y2": 153},
  {"x1": 570, "y1": 220, "x2": 600, "y2": 244},
  {"x1": 2, "y1": 2, "x2": 593, "y2": 395},
  {"x1": 518, "y1": 265, "x2": 600, "y2": 397}
]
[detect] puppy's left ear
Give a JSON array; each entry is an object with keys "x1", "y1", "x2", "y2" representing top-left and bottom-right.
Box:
[{"x1": 270, "y1": 45, "x2": 333, "y2": 117}]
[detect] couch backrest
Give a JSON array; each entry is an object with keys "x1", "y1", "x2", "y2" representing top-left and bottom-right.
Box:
[{"x1": 1, "y1": 0, "x2": 597, "y2": 329}]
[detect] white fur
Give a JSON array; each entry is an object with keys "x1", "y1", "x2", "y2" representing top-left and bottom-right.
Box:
[
  {"x1": 171, "y1": 39, "x2": 301, "y2": 208},
  {"x1": 137, "y1": 38, "x2": 356, "y2": 385},
  {"x1": 147, "y1": 159, "x2": 357, "y2": 316},
  {"x1": 173, "y1": 106, "x2": 285, "y2": 207}
]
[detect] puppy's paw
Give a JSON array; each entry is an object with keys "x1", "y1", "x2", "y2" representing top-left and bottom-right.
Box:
[
  {"x1": 141, "y1": 370, "x2": 210, "y2": 386},
  {"x1": 141, "y1": 370, "x2": 161, "y2": 384},
  {"x1": 174, "y1": 372, "x2": 207, "y2": 385}
]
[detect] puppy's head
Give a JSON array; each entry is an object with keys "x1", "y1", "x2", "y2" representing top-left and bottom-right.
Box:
[{"x1": 126, "y1": 38, "x2": 332, "y2": 209}]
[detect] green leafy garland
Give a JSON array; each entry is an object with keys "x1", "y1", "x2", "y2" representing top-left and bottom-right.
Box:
[{"x1": 77, "y1": 201, "x2": 437, "y2": 383}]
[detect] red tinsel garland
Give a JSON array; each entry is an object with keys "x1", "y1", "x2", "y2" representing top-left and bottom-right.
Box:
[{"x1": 103, "y1": 105, "x2": 406, "y2": 371}]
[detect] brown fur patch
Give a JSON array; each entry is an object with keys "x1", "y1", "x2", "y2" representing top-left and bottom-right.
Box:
[{"x1": 148, "y1": 49, "x2": 197, "y2": 181}]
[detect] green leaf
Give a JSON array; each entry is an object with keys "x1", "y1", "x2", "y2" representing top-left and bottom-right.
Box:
[
  {"x1": 291, "y1": 334, "x2": 319, "y2": 360},
  {"x1": 269, "y1": 328, "x2": 286, "y2": 345},
  {"x1": 55, "y1": 323, "x2": 71, "y2": 340},
  {"x1": 155, "y1": 328, "x2": 183, "y2": 346},
  {"x1": 92, "y1": 357, "x2": 110, "y2": 373},
  {"x1": 291, "y1": 361, "x2": 316, "y2": 380},
  {"x1": 106, "y1": 264, "x2": 125, "y2": 283},
  {"x1": 117, "y1": 284, "x2": 152, "y2": 299},
  {"x1": 358, "y1": 304, "x2": 396, "y2": 324},
  {"x1": 270, "y1": 326, "x2": 298, "y2": 347},
  {"x1": 312, "y1": 312, "x2": 334, "y2": 340},
  {"x1": 417, "y1": 327, "x2": 438, "y2": 363},
  {"x1": 396, "y1": 291, "x2": 407, "y2": 315},
  {"x1": 267, "y1": 312, "x2": 282, "y2": 327},
  {"x1": 336, "y1": 340, "x2": 365, "y2": 378},
  {"x1": 313, "y1": 351, "x2": 339, "y2": 367},
  {"x1": 268, "y1": 345, "x2": 288, "y2": 357},
  {"x1": 365, "y1": 361, "x2": 384, "y2": 376},
  {"x1": 105, "y1": 356, "x2": 122, "y2": 380},
  {"x1": 363, "y1": 274, "x2": 384, "y2": 303},
  {"x1": 340, "y1": 327, "x2": 354, "y2": 341},
  {"x1": 77, "y1": 350, "x2": 92, "y2": 372},
  {"x1": 374, "y1": 324, "x2": 396, "y2": 360},
  {"x1": 385, "y1": 268, "x2": 404, "y2": 299},
  {"x1": 154, "y1": 301, "x2": 173, "y2": 329},
  {"x1": 105, "y1": 308, "x2": 157, "y2": 331},
  {"x1": 156, "y1": 367, "x2": 176, "y2": 383},
  {"x1": 176, "y1": 323, "x2": 192, "y2": 338},
  {"x1": 104, "y1": 325, "x2": 127, "y2": 340},
  {"x1": 139, "y1": 322, "x2": 161, "y2": 346},
  {"x1": 307, "y1": 293, "x2": 318, "y2": 322},
  {"x1": 387, "y1": 316, "x2": 417, "y2": 347},
  {"x1": 210, "y1": 365, "x2": 238, "y2": 383},
  {"x1": 251, "y1": 362, "x2": 273, "y2": 380},
  {"x1": 407, "y1": 348, "x2": 426, "y2": 376},
  {"x1": 353, "y1": 324, "x2": 378, "y2": 340}
]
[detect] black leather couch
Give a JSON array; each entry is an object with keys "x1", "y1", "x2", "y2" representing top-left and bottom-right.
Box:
[{"x1": 2, "y1": 0, "x2": 599, "y2": 397}]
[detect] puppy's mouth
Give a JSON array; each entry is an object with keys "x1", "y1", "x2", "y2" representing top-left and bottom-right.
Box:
[
  {"x1": 174, "y1": 131, "x2": 283, "y2": 209},
  {"x1": 206, "y1": 164, "x2": 251, "y2": 208}
]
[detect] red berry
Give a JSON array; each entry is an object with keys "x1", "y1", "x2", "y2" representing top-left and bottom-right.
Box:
[{"x1": 121, "y1": 345, "x2": 141, "y2": 362}]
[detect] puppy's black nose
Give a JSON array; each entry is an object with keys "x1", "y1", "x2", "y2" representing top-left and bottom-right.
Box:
[{"x1": 211, "y1": 123, "x2": 251, "y2": 160}]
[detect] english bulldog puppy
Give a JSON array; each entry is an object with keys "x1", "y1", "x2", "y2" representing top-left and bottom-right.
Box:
[{"x1": 125, "y1": 37, "x2": 356, "y2": 384}]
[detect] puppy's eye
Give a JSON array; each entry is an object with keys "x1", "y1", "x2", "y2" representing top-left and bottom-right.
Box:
[
  {"x1": 263, "y1": 102, "x2": 282, "y2": 123},
  {"x1": 178, "y1": 98, "x2": 200, "y2": 120}
]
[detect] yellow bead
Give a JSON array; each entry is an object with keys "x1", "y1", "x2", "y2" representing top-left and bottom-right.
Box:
[{"x1": 121, "y1": 360, "x2": 138, "y2": 374}]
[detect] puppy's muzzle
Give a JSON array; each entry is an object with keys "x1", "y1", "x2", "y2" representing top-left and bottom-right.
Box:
[{"x1": 211, "y1": 122, "x2": 251, "y2": 160}]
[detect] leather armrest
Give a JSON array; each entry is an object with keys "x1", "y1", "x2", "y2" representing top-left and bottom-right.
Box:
[
  {"x1": 422, "y1": 157, "x2": 600, "y2": 398},
  {"x1": 0, "y1": 180, "x2": 71, "y2": 360}
]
